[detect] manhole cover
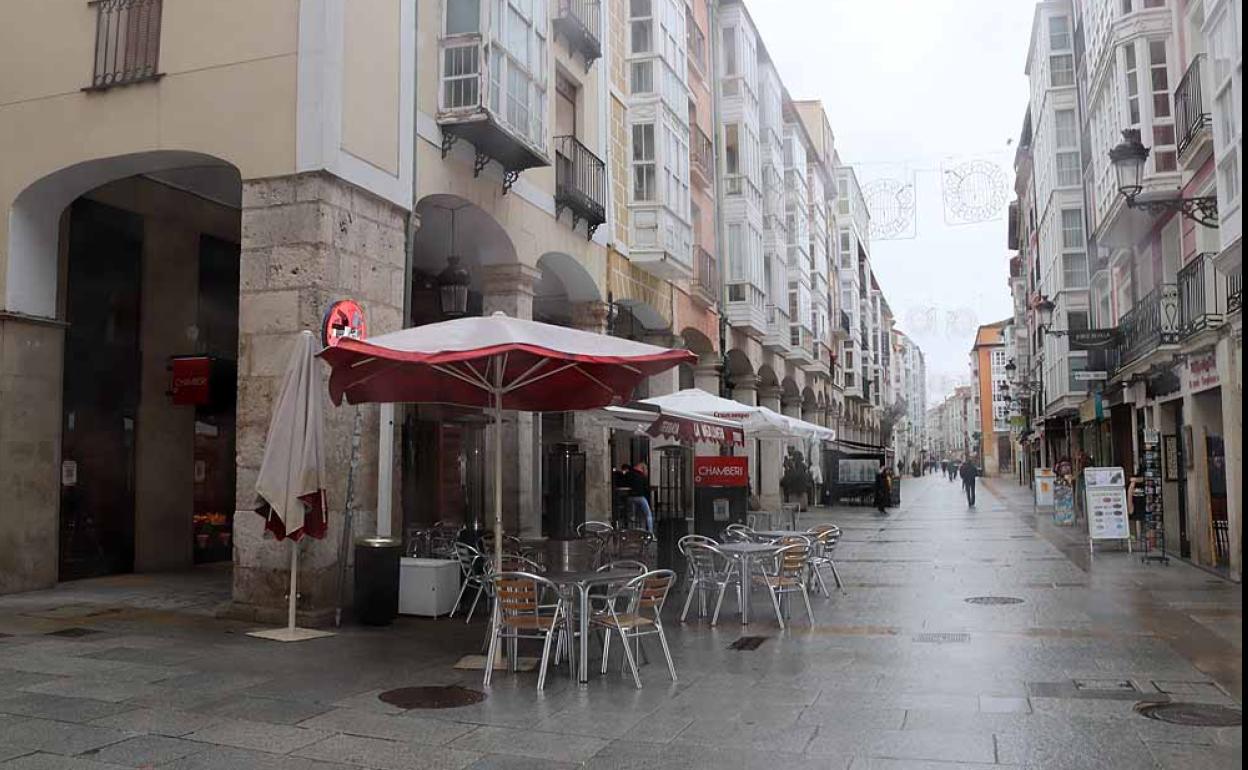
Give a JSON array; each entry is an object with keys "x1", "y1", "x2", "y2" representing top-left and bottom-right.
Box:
[
  {"x1": 45, "y1": 627, "x2": 101, "y2": 638},
  {"x1": 727, "y1": 636, "x2": 769, "y2": 651},
  {"x1": 378, "y1": 686, "x2": 485, "y2": 710},
  {"x1": 965, "y1": 596, "x2": 1025, "y2": 605},
  {"x1": 1135, "y1": 702, "x2": 1242, "y2": 727},
  {"x1": 1075, "y1": 679, "x2": 1138, "y2": 692},
  {"x1": 912, "y1": 632, "x2": 970, "y2": 644}
]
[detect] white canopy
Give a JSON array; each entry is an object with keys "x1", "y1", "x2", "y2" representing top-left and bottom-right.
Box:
[
  {"x1": 636, "y1": 388, "x2": 833, "y2": 441},
  {"x1": 590, "y1": 404, "x2": 745, "y2": 445}
]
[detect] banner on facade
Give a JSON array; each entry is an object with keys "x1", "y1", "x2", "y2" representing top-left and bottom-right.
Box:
[
  {"x1": 1185, "y1": 350, "x2": 1219, "y2": 393},
  {"x1": 647, "y1": 415, "x2": 745, "y2": 446},
  {"x1": 1068, "y1": 329, "x2": 1120, "y2": 350},
  {"x1": 1085, "y1": 466, "x2": 1130, "y2": 543}
]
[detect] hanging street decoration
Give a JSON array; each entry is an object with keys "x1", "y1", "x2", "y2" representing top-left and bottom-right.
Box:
[
  {"x1": 941, "y1": 158, "x2": 1010, "y2": 225},
  {"x1": 862, "y1": 176, "x2": 917, "y2": 240}
]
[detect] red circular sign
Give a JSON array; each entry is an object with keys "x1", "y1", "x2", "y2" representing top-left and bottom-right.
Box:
[{"x1": 322, "y1": 300, "x2": 367, "y2": 347}]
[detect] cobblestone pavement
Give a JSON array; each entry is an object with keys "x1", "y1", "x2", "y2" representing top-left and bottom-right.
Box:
[{"x1": 0, "y1": 475, "x2": 1241, "y2": 769}]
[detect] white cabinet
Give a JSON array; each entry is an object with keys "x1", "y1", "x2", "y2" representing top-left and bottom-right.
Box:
[{"x1": 398, "y1": 558, "x2": 460, "y2": 617}]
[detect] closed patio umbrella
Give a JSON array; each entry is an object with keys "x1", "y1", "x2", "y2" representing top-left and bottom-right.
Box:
[{"x1": 318, "y1": 312, "x2": 694, "y2": 567}]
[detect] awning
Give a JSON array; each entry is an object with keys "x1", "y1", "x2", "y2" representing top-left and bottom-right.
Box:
[
  {"x1": 592, "y1": 404, "x2": 745, "y2": 446},
  {"x1": 636, "y1": 388, "x2": 833, "y2": 441}
]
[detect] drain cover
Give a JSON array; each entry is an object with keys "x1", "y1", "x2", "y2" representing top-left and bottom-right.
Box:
[
  {"x1": 45, "y1": 627, "x2": 101, "y2": 638},
  {"x1": 378, "y1": 685, "x2": 485, "y2": 710},
  {"x1": 912, "y1": 632, "x2": 970, "y2": 644},
  {"x1": 727, "y1": 635, "x2": 769, "y2": 651},
  {"x1": 1075, "y1": 679, "x2": 1138, "y2": 692},
  {"x1": 1135, "y1": 702, "x2": 1242, "y2": 727},
  {"x1": 965, "y1": 596, "x2": 1024, "y2": 605}
]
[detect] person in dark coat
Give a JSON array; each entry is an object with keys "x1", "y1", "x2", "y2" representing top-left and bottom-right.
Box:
[
  {"x1": 874, "y1": 462, "x2": 891, "y2": 513},
  {"x1": 960, "y1": 458, "x2": 979, "y2": 506}
]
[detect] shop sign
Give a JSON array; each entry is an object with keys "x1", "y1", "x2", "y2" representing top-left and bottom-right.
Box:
[
  {"x1": 1186, "y1": 350, "x2": 1219, "y2": 393},
  {"x1": 1073, "y1": 370, "x2": 1108, "y2": 382},
  {"x1": 1086, "y1": 466, "x2": 1130, "y2": 542},
  {"x1": 693, "y1": 456, "x2": 749, "y2": 487},
  {"x1": 170, "y1": 356, "x2": 212, "y2": 406},
  {"x1": 648, "y1": 416, "x2": 745, "y2": 446},
  {"x1": 322, "y1": 299, "x2": 367, "y2": 347},
  {"x1": 1078, "y1": 393, "x2": 1104, "y2": 423},
  {"x1": 1069, "y1": 329, "x2": 1120, "y2": 351}
]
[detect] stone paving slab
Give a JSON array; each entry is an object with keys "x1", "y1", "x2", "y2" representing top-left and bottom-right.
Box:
[
  {"x1": 85, "y1": 734, "x2": 207, "y2": 766},
  {"x1": 294, "y1": 734, "x2": 482, "y2": 770},
  {"x1": 0, "y1": 716, "x2": 133, "y2": 755},
  {"x1": 182, "y1": 718, "x2": 332, "y2": 755}
]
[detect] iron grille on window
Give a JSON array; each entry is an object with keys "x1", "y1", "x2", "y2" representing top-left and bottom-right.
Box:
[{"x1": 88, "y1": 0, "x2": 163, "y2": 90}]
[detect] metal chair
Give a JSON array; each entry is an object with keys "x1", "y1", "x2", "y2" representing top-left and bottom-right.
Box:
[
  {"x1": 677, "y1": 534, "x2": 718, "y2": 586},
  {"x1": 592, "y1": 569, "x2": 679, "y2": 688},
  {"x1": 679, "y1": 542, "x2": 741, "y2": 626},
  {"x1": 612, "y1": 529, "x2": 654, "y2": 564},
  {"x1": 428, "y1": 522, "x2": 463, "y2": 558},
  {"x1": 482, "y1": 571, "x2": 570, "y2": 691},
  {"x1": 721, "y1": 523, "x2": 754, "y2": 543},
  {"x1": 577, "y1": 520, "x2": 614, "y2": 537},
  {"x1": 806, "y1": 524, "x2": 844, "y2": 594},
  {"x1": 753, "y1": 543, "x2": 815, "y2": 629},
  {"x1": 449, "y1": 542, "x2": 489, "y2": 623}
]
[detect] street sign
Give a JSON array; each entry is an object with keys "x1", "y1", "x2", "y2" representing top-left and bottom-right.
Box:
[
  {"x1": 1073, "y1": 370, "x2": 1108, "y2": 381},
  {"x1": 1068, "y1": 329, "x2": 1120, "y2": 350}
]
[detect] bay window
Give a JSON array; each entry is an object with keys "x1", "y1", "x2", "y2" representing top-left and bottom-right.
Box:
[{"x1": 632, "y1": 123, "x2": 655, "y2": 201}]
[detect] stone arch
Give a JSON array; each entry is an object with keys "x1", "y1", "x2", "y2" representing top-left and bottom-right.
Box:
[
  {"x1": 757, "y1": 364, "x2": 780, "y2": 391},
  {"x1": 781, "y1": 376, "x2": 800, "y2": 403},
  {"x1": 6, "y1": 150, "x2": 242, "y2": 318},
  {"x1": 535, "y1": 251, "x2": 602, "y2": 327},
  {"x1": 725, "y1": 348, "x2": 754, "y2": 380},
  {"x1": 679, "y1": 327, "x2": 715, "y2": 356},
  {"x1": 414, "y1": 194, "x2": 517, "y2": 278}
]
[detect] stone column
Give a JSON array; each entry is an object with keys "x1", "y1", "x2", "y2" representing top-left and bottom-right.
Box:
[
  {"x1": 570, "y1": 300, "x2": 611, "y2": 522},
  {"x1": 781, "y1": 397, "x2": 801, "y2": 419},
  {"x1": 693, "y1": 355, "x2": 722, "y2": 396},
  {"x1": 731, "y1": 374, "x2": 759, "y2": 499},
  {"x1": 802, "y1": 403, "x2": 817, "y2": 425},
  {"x1": 479, "y1": 263, "x2": 541, "y2": 537},
  {"x1": 644, "y1": 332, "x2": 680, "y2": 398},
  {"x1": 233, "y1": 172, "x2": 406, "y2": 625},
  {"x1": 759, "y1": 386, "x2": 784, "y2": 510}
]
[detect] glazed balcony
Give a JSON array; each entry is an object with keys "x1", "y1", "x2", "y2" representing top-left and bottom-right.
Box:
[
  {"x1": 690, "y1": 127, "x2": 714, "y2": 189},
  {"x1": 1118, "y1": 284, "x2": 1179, "y2": 367},
  {"x1": 1175, "y1": 55, "x2": 1211, "y2": 162},
  {"x1": 764, "y1": 305, "x2": 791, "y2": 353},
  {"x1": 1177, "y1": 253, "x2": 1226, "y2": 338},
  {"x1": 554, "y1": 135, "x2": 606, "y2": 240},
  {"x1": 692, "y1": 245, "x2": 719, "y2": 307},
  {"x1": 552, "y1": 0, "x2": 601, "y2": 67},
  {"x1": 438, "y1": 34, "x2": 550, "y2": 192}
]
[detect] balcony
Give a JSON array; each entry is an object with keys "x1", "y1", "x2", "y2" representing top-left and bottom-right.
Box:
[
  {"x1": 840, "y1": 310, "x2": 852, "y2": 335},
  {"x1": 764, "y1": 305, "x2": 791, "y2": 352},
  {"x1": 690, "y1": 127, "x2": 714, "y2": 189},
  {"x1": 554, "y1": 136, "x2": 606, "y2": 240},
  {"x1": 552, "y1": 0, "x2": 601, "y2": 67},
  {"x1": 1175, "y1": 55, "x2": 1211, "y2": 161},
  {"x1": 787, "y1": 326, "x2": 814, "y2": 364},
  {"x1": 692, "y1": 246, "x2": 719, "y2": 307},
  {"x1": 1118, "y1": 284, "x2": 1180, "y2": 367},
  {"x1": 86, "y1": 0, "x2": 163, "y2": 91},
  {"x1": 1229, "y1": 270, "x2": 1242, "y2": 315},
  {"x1": 438, "y1": 34, "x2": 549, "y2": 193},
  {"x1": 725, "y1": 283, "x2": 767, "y2": 337},
  {"x1": 1177, "y1": 253, "x2": 1226, "y2": 338}
]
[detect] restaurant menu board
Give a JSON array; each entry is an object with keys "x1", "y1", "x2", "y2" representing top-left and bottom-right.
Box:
[
  {"x1": 1053, "y1": 477, "x2": 1076, "y2": 525},
  {"x1": 838, "y1": 459, "x2": 878, "y2": 484},
  {"x1": 1085, "y1": 467, "x2": 1129, "y2": 541},
  {"x1": 1141, "y1": 435, "x2": 1168, "y2": 563}
]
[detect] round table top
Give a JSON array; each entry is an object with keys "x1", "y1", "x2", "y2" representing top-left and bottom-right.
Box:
[{"x1": 717, "y1": 542, "x2": 781, "y2": 555}]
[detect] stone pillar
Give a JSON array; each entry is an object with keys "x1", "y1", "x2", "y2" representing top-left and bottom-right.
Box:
[
  {"x1": 644, "y1": 332, "x2": 680, "y2": 398},
  {"x1": 1218, "y1": 333, "x2": 1242, "y2": 580},
  {"x1": 759, "y1": 386, "x2": 784, "y2": 510},
  {"x1": 781, "y1": 397, "x2": 801, "y2": 419},
  {"x1": 232, "y1": 172, "x2": 406, "y2": 625},
  {"x1": 802, "y1": 403, "x2": 817, "y2": 425},
  {"x1": 480, "y1": 263, "x2": 541, "y2": 537},
  {"x1": 732, "y1": 374, "x2": 759, "y2": 499},
  {"x1": 570, "y1": 300, "x2": 611, "y2": 522},
  {"x1": 694, "y1": 356, "x2": 722, "y2": 396}
]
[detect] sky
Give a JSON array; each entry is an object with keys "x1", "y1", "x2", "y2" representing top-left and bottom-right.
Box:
[{"x1": 748, "y1": 0, "x2": 1037, "y2": 407}]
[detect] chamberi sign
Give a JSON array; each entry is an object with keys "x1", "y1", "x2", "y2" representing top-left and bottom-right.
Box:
[{"x1": 693, "y1": 456, "x2": 749, "y2": 487}]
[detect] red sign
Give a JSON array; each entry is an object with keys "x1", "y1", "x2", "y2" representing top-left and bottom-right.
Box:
[
  {"x1": 322, "y1": 300, "x2": 367, "y2": 347},
  {"x1": 170, "y1": 357, "x2": 212, "y2": 405},
  {"x1": 693, "y1": 456, "x2": 749, "y2": 487},
  {"x1": 646, "y1": 416, "x2": 745, "y2": 446},
  {"x1": 1186, "y1": 351, "x2": 1219, "y2": 393}
]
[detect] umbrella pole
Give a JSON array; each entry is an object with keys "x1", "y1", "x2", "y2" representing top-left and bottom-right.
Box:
[
  {"x1": 493, "y1": 391, "x2": 504, "y2": 571},
  {"x1": 287, "y1": 539, "x2": 299, "y2": 633}
]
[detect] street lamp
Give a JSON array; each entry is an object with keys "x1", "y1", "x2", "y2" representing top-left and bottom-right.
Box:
[
  {"x1": 437, "y1": 256, "x2": 471, "y2": 318},
  {"x1": 1109, "y1": 128, "x2": 1219, "y2": 226}
]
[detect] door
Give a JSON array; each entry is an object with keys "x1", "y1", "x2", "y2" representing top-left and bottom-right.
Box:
[
  {"x1": 59, "y1": 200, "x2": 143, "y2": 580},
  {"x1": 1172, "y1": 405, "x2": 1190, "y2": 558}
]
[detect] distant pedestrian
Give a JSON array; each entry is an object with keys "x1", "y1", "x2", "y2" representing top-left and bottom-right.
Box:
[
  {"x1": 626, "y1": 462, "x2": 653, "y2": 532},
  {"x1": 960, "y1": 459, "x2": 979, "y2": 506},
  {"x1": 874, "y1": 462, "x2": 891, "y2": 513}
]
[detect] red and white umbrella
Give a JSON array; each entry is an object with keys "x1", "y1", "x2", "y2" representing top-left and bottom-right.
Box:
[{"x1": 319, "y1": 312, "x2": 694, "y2": 565}]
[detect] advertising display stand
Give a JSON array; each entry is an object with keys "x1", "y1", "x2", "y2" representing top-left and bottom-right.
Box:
[
  {"x1": 1140, "y1": 430, "x2": 1169, "y2": 565},
  {"x1": 1034, "y1": 468, "x2": 1055, "y2": 511},
  {"x1": 1084, "y1": 467, "x2": 1131, "y2": 556},
  {"x1": 1052, "y1": 460, "x2": 1075, "y2": 526},
  {"x1": 693, "y1": 456, "x2": 749, "y2": 537}
]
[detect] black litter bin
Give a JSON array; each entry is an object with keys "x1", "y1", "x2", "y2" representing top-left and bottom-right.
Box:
[{"x1": 354, "y1": 537, "x2": 402, "y2": 626}]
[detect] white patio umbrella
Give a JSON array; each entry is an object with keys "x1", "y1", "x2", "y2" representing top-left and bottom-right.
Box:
[
  {"x1": 248, "y1": 330, "x2": 335, "y2": 643},
  {"x1": 318, "y1": 312, "x2": 694, "y2": 567},
  {"x1": 636, "y1": 388, "x2": 798, "y2": 439}
]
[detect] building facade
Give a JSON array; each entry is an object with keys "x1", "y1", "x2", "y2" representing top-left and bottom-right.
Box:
[{"x1": 970, "y1": 321, "x2": 1012, "y2": 475}]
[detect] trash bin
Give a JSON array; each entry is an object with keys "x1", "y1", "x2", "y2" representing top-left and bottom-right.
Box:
[{"x1": 354, "y1": 537, "x2": 402, "y2": 626}]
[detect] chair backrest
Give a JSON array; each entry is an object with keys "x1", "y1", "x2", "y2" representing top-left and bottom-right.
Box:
[
  {"x1": 490, "y1": 571, "x2": 559, "y2": 618},
  {"x1": 773, "y1": 543, "x2": 809, "y2": 578},
  {"x1": 615, "y1": 529, "x2": 653, "y2": 559},
  {"x1": 598, "y1": 559, "x2": 648, "y2": 575},
  {"x1": 625, "y1": 569, "x2": 676, "y2": 615},
  {"x1": 721, "y1": 527, "x2": 751, "y2": 543},
  {"x1": 578, "y1": 521, "x2": 613, "y2": 536},
  {"x1": 775, "y1": 534, "x2": 812, "y2": 548},
  {"x1": 497, "y1": 553, "x2": 543, "y2": 574},
  {"x1": 677, "y1": 534, "x2": 717, "y2": 555},
  {"x1": 685, "y1": 542, "x2": 730, "y2": 578},
  {"x1": 452, "y1": 542, "x2": 483, "y2": 577}
]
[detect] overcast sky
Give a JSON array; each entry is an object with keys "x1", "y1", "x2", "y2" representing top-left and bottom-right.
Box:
[{"x1": 748, "y1": 0, "x2": 1036, "y2": 407}]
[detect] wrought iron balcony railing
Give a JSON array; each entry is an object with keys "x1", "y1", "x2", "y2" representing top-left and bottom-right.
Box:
[
  {"x1": 552, "y1": 0, "x2": 601, "y2": 65},
  {"x1": 1177, "y1": 253, "x2": 1225, "y2": 337},
  {"x1": 1118, "y1": 284, "x2": 1179, "y2": 366},
  {"x1": 690, "y1": 127, "x2": 714, "y2": 188},
  {"x1": 87, "y1": 0, "x2": 163, "y2": 91},
  {"x1": 1175, "y1": 54, "x2": 1210, "y2": 159},
  {"x1": 694, "y1": 246, "x2": 719, "y2": 303},
  {"x1": 554, "y1": 135, "x2": 606, "y2": 240},
  {"x1": 1229, "y1": 270, "x2": 1242, "y2": 314}
]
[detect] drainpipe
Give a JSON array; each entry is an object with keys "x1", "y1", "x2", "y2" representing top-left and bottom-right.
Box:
[{"x1": 709, "y1": 0, "x2": 729, "y2": 396}]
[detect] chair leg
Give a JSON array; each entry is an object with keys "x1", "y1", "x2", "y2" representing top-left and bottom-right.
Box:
[
  {"x1": 829, "y1": 559, "x2": 845, "y2": 591},
  {"x1": 800, "y1": 584, "x2": 815, "y2": 625},
  {"x1": 537, "y1": 628, "x2": 556, "y2": 691},
  {"x1": 618, "y1": 629, "x2": 642, "y2": 689},
  {"x1": 711, "y1": 580, "x2": 730, "y2": 626},
  {"x1": 680, "y1": 581, "x2": 697, "y2": 623},
  {"x1": 508, "y1": 636, "x2": 518, "y2": 672},
  {"x1": 449, "y1": 577, "x2": 469, "y2": 619},
  {"x1": 601, "y1": 627, "x2": 612, "y2": 675},
  {"x1": 483, "y1": 617, "x2": 500, "y2": 687},
  {"x1": 766, "y1": 585, "x2": 785, "y2": 630},
  {"x1": 466, "y1": 583, "x2": 485, "y2": 624},
  {"x1": 655, "y1": 624, "x2": 678, "y2": 682},
  {"x1": 813, "y1": 564, "x2": 830, "y2": 597}
]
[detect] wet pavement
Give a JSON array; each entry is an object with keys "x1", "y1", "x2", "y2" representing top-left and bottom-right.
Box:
[{"x1": 0, "y1": 475, "x2": 1240, "y2": 769}]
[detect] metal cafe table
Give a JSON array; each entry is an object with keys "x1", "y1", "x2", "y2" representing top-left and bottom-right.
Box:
[
  {"x1": 716, "y1": 542, "x2": 780, "y2": 625},
  {"x1": 546, "y1": 568, "x2": 639, "y2": 684}
]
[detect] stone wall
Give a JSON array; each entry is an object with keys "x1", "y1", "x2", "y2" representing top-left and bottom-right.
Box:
[
  {"x1": 0, "y1": 315, "x2": 63, "y2": 594},
  {"x1": 232, "y1": 172, "x2": 406, "y2": 624}
]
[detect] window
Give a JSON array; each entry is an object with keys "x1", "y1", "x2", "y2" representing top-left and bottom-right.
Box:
[
  {"x1": 630, "y1": 61, "x2": 653, "y2": 94},
  {"x1": 632, "y1": 123, "x2": 655, "y2": 201},
  {"x1": 1148, "y1": 39, "x2": 1176, "y2": 172},
  {"x1": 1055, "y1": 109, "x2": 1078, "y2": 147},
  {"x1": 89, "y1": 0, "x2": 163, "y2": 90},
  {"x1": 1049, "y1": 15, "x2": 1071, "y2": 51},
  {"x1": 724, "y1": 123, "x2": 741, "y2": 194},
  {"x1": 1056, "y1": 152, "x2": 1082, "y2": 187},
  {"x1": 1050, "y1": 54, "x2": 1074, "y2": 86},
  {"x1": 1061, "y1": 209, "x2": 1088, "y2": 288},
  {"x1": 1124, "y1": 43, "x2": 1141, "y2": 125},
  {"x1": 485, "y1": 0, "x2": 546, "y2": 146},
  {"x1": 1061, "y1": 209, "x2": 1085, "y2": 249},
  {"x1": 446, "y1": 0, "x2": 479, "y2": 34},
  {"x1": 686, "y1": 7, "x2": 706, "y2": 73},
  {"x1": 630, "y1": 0, "x2": 652, "y2": 54},
  {"x1": 722, "y1": 26, "x2": 738, "y2": 76}
]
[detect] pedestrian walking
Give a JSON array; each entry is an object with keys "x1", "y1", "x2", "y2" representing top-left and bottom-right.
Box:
[
  {"x1": 874, "y1": 462, "x2": 891, "y2": 513},
  {"x1": 625, "y1": 462, "x2": 654, "y2": 532},
  {"x1": 960, "y1": 458, "x2": 978, "y2": 506}
]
